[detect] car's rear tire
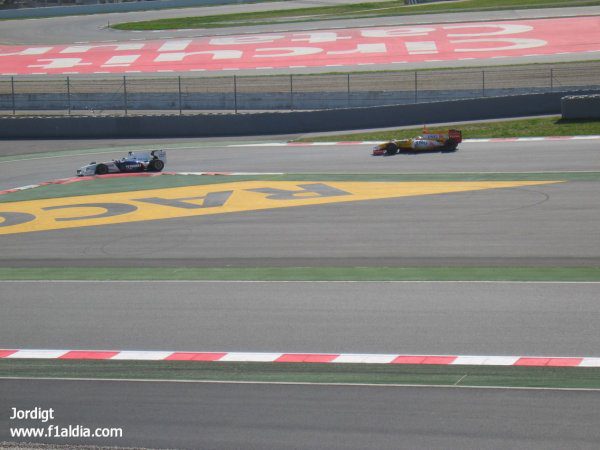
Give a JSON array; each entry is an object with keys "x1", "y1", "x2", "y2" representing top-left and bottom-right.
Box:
[
  {"x1": 149, "y1": 159, "x2": 165, "y2": 172},
  {"x1": 442, "y1": 139, "x2": 458, "y2": 153},
  {"x1": 385, "y1": 143, "x2": 398, "y2": 156},
  {"x1": 95, "y1": 164, "x2": 108, "y2": 175}
]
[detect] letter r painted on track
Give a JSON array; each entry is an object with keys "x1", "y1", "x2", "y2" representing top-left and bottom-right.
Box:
[
  {"x1": 135, "y1": 191, "x2": 233, "y2": 209},
  {"x1": 248, "y1": 183, "x2": 350, "y2": 200}
]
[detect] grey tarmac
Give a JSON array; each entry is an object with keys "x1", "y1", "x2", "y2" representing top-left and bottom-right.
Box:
[
  {"x1": 1, "y1": 180, "x2": 599, "y2": 266},
  {"x1": 1, "y1": 139, "x2": 599, "y2": 190},
  {"x1": 0, "y1": 139, "x2": 599, "y2": 267},
  {"x1": 1, "y1": 280, "x2": 599, "y2": 355},
  {"x1": 2, "y1": 379, "x2": 600, "y2": 449}
]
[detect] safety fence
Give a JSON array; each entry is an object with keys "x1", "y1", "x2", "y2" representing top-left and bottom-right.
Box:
[{"x1": 1, "y1": 62, "x2": 599, "y2": 115}]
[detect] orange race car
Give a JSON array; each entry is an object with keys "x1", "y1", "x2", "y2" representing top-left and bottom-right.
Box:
[{"x1": 372, "y1": 128, "x2": 462, "y2": 156}]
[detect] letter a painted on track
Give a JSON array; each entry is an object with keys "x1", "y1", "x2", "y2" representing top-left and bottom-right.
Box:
[
  {"x1": 248, "y1": 183, "x2": 350, "y2": 200},
  {"x1": 135, "y1": 191, "x2": 233, "y2": 209}
]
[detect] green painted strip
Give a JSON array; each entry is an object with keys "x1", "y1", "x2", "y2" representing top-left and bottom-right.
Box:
[
  {"x1": 2, "y1": 172, "x2": 599, "y2": 204},
  {"x1": 1, "y1": 360, "x2": 599, "y2": 389},
  {"x1": 0, "y1": 267, "x2": 599, "y2": 281}
]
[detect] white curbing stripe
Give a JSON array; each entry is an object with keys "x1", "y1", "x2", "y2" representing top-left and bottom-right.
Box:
[
  {"x1": 0, "y1": 350, "x2": 596, "y2": 367},
  {"x1": 110, "y1": 351, "x2": 173, "y2": 361},
  {"x1": 481, "y1": 356, "x2": 522, "y2": 366},
  {"x1": 7, "y1": 349, "x2": 69, "y2": 359},
  {"x1": 333, "y1": 354, "x2": 398, "y2": 364},
  {"x1": 219, "y1": 352, "x2": 283, "y2": 362},
  {"x1": 579, "y1": 358, "x2": 600, "y2": 367}
]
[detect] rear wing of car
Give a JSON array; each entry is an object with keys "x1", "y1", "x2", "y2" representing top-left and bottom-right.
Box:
[
  {"x1": 448, "y1": 129, "x2": 462, "y2": 143},
  {"x1": 150, "y1": 150, "x2": 167, "y2": 163},
  {"x1": 421, "y1": 129, "x2": 462, "y2": 142}
]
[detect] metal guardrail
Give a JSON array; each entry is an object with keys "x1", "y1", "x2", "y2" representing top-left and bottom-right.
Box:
[{"x1": 2, "y1": 62, "x2": 600, "y2": 115}]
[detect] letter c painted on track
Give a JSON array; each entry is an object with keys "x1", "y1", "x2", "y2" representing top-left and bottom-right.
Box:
[
  {"x1": 0, "y1": 212, "x2": 36, "y2": 227},
  {"x1": 42, "y1": 203, "x2": 137, "y2": 221}
]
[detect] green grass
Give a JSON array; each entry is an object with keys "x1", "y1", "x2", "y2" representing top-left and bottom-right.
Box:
[
  {"x1": 2, "y1": 360, "x2": 600, "y2": 389},
  {"x1": 112, "y1": 0, "x2": 600, "y2": 30},
  {"x1": 0, "y1": 267, "x2": 599, "y2": 281},
  {"x1": 295, "y1": 117, "x2": 600, "y2": 142}
]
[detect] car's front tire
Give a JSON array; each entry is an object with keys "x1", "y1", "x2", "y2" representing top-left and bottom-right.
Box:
[{"x1": 385, "y1": 143, "x2": 398, "y2": 156}]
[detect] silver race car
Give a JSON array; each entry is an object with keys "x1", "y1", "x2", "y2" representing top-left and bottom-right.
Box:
[{"x1": 77, "y1": 150, "x2": 167, "y2": 176}]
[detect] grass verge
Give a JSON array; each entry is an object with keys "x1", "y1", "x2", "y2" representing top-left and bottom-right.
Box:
[
  {"x1": 112, "y1": 0, "x2": 600, "y2": 30},
  {"x1": 0, "y1": 267, "x2": 599, "y2": 281},
  {"x1": 1, "y1": 360, "x2": 600, "y2": 389},
  {"x1": 295, "y1": 117, "x2": 600, "y2": 142},
  {"x1": 2, "y1": 172, "x2": 600, "y2": 204}
]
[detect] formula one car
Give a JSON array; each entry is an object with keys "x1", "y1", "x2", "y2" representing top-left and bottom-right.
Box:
[
  {"x1": 77, "y1": 150, "x2": 167, "y2": 176},
  {"x1": 372, "y1": 129, "x2": 462, "y2": 156}
]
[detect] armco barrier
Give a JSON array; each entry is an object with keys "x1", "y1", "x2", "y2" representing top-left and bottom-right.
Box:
[
  {"x1": 0, "y1": 0, "x2": 254, "y2": 19},
  {"x1": 561, "y1": 94, "x2": 600, "y2": 119},
  {"x1": 1, "y1": 90, "x2": 598, "y2": 139}
]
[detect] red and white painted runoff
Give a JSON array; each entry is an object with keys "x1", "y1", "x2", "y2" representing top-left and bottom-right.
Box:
[
  {"x1": 1, "y1": 349, "x2": 599, "y2": 366},
  {"x1": 1, "y1": 17, "x2": 599, "y2": 75}
]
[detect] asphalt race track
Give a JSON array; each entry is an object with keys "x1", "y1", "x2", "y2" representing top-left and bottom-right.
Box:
[
  {"x1": 1, "y1": 139, "x2": 600, "y2": 190},
  {"x1": 2, "y1": 280, "x2": 600, "y2": 356},
  {"x1": 2, "y1": 379, "x2": 600, "y2": 449},
  {"x1": 2, "y1": 3, "x2": 600, "y2": 448},
  {"x1": 1, "y1": 140, "x2": 599, "y2": 266},
  {"x1": 1, "y1": 136, "x2": 600, "y2": 449}
]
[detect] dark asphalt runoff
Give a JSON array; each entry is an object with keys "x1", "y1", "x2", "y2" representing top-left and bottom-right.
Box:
[
  {"x1": 1, "y1": 280, "x2": 599, "y2": 356},
  {"x1": 2, "y1": 379, "x2": 600, "y2": 449}
]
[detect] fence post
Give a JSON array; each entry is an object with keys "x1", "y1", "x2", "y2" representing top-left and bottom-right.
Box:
[
  {"x1": 414, "y1": 71, "x2": 418, "y2": 103},
  {"x1": 482, "y1": 70, "x2": 485, "y2": 97},
  {"x1": 11, "y1": 76, "x2": 15, "y2": 115},
  {"x1": 233, "y1": 75, "x2": 237, "y2": 114},
  {"x1": 178, "y1": 76, "x2": 182, "y2": 115},
  {"x1": 347, "y1": 73, "x2": 350, "y2": 108},
  {"x1": 123, "y1": 75, "x2": 128, "y2": 116},
  {"x1": 290, "y1": 74, "x2": 294, "y2": 111},
  {"x1": 550, "y1": 68, "x2": 554, "y2": 92},
  {"x1": 66, "y1": 76, "x2": 71, "y2": 115}
]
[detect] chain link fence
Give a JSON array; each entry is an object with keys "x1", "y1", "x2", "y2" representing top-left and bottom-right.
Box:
[{"x1": 2, "y1": 62, "x2": 600, "y2": 115}]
